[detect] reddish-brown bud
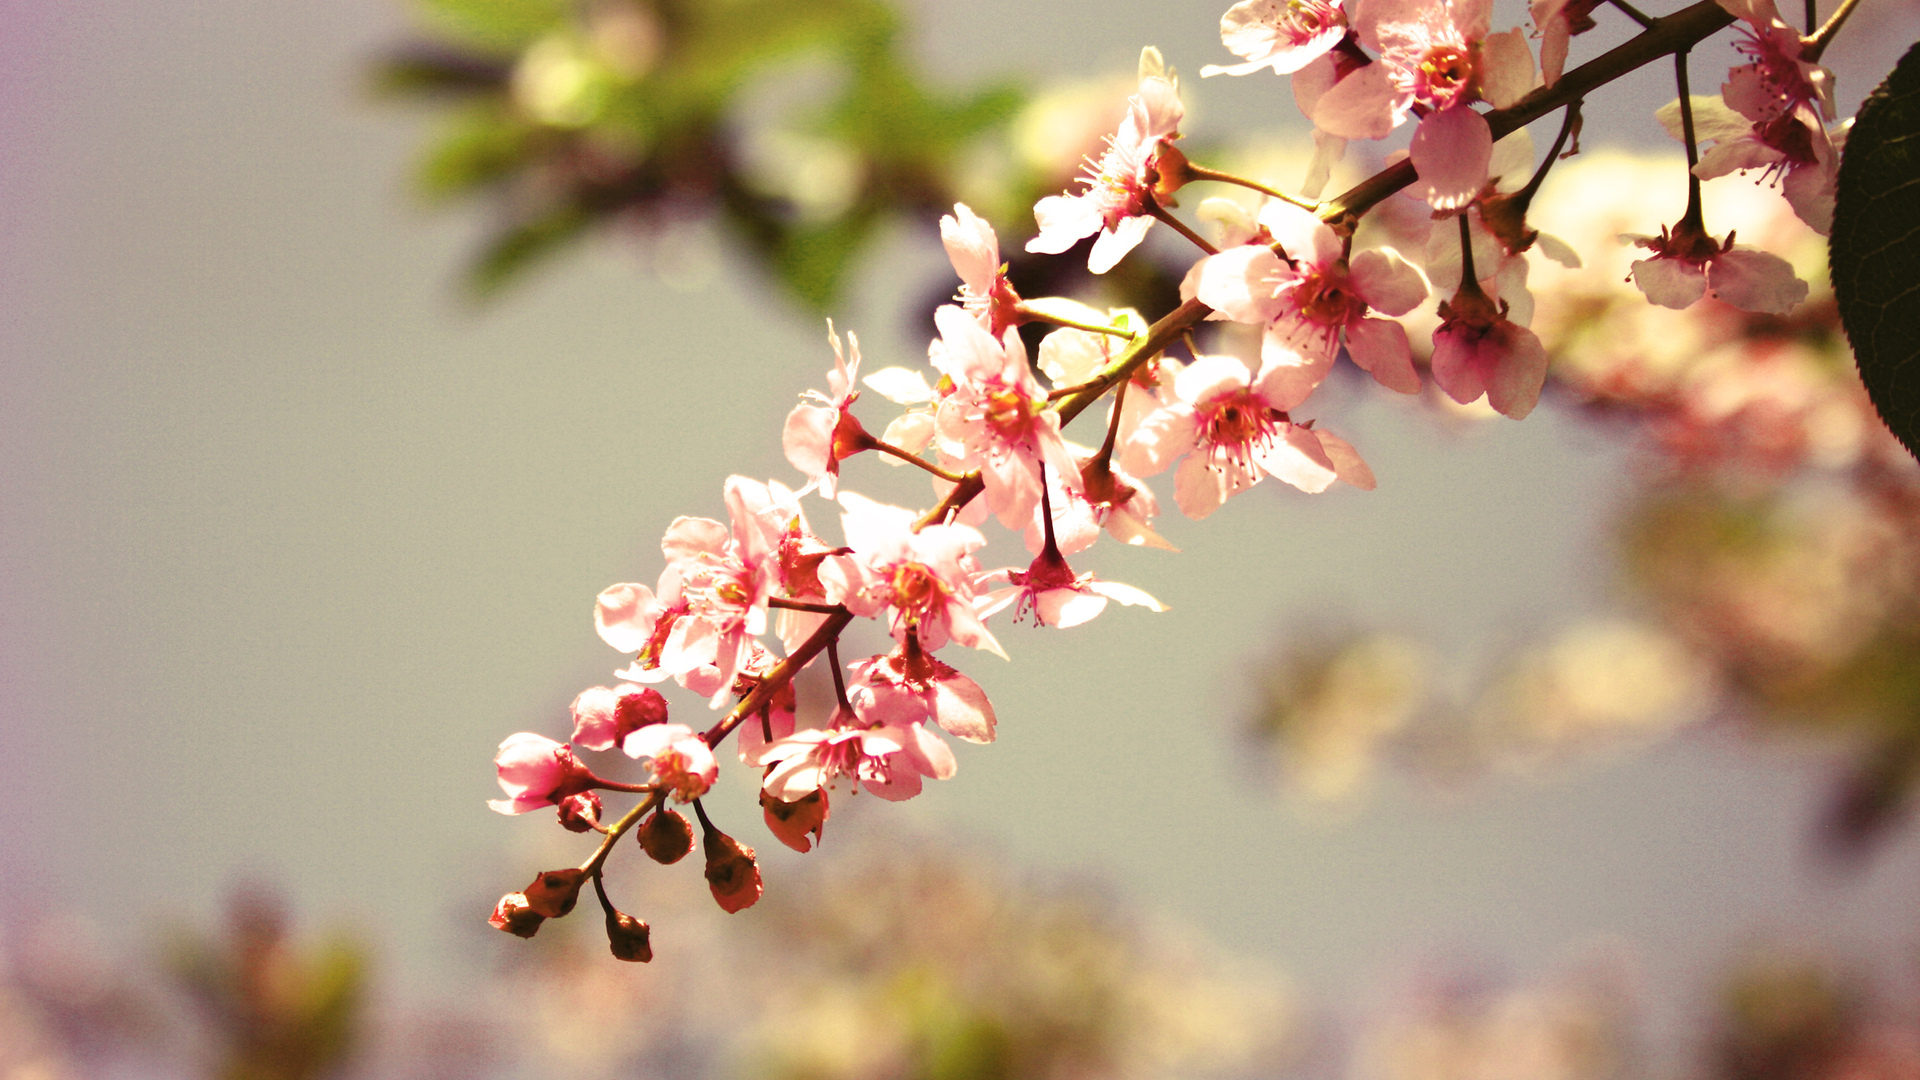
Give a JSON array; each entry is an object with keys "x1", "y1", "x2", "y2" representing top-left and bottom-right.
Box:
[
  {"x1": 604, "y1": 909, "x2": 653, "y2": 962},
  {"x1": 637, "y1": 808, "x2": 694, "y2": 864},
  {"x1": 1149, "y1": 141, "x2": 1194, "y2": 204},
  {"x1": 701, "y1": 826, "x2": 763, "y2": 913},
  {"x1": 488, "y1": 892, "x2": 544, "y2": 938},
  {"x1": 761, "y1": 788, "x2": 829, "y2": 853},
  {"x1": 614, "y1": 686, "x2": 669, "y2": 736},
  {"x1": 522, "y1": 868, "x2": 585, "y2": 918},
  {"x1": 556, "y1": 791, "x2": 603, "y2": 833}
]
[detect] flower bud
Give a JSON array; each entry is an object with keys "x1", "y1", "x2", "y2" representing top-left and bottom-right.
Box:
[
  {"x1": 522, "y1": 868, "x2": 585, "y2": 918},
  {"x1": 701, "y1": 825, "x2": 763, "y2": 913},
  {"x1": 761, "y1": 788, "x2": 828, "y2": 853},
  {"x1": 637, "y1": 808, "x2": 694, "y2": 864},
  {"x1": 556, "y1": 791, "x2": 603, "y2": 833},
  {"x1": 488, "y1": 892, "x2": 544, "y2": 938},
  {"x1": 604, "y1": 909, "x2": 653, "y2": 963}
]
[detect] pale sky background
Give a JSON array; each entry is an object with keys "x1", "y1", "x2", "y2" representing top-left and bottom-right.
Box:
[{"x1": 3, "y1": 0, "x2": 1919, "y2": 1068}]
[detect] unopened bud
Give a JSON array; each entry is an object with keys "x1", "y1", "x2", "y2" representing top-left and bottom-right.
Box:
[
  {"x1": 637, "y1": 808, "x2": 694, "y2": 864},
  {"x1": 1150, "y1": 141, "x2": 1195, "y2": 204},
  {"x1": 488, "y1": 892, "x2": 544, "y2": 938},
  {"x1": 701, "y1": 825, "x2": 763, "y2": 913},
  {"x1": 604, "y1": 909, "x2": 653, "y2": 962},
  {"x1": 556, "y1": 791, "x2": 603, "y2": 833},
  {"x1": 522, "y1": 868, "x2": 586, "y2": 918},
  {"x1": 762, "y1": 788, "x2": 829, "y2": 853}
]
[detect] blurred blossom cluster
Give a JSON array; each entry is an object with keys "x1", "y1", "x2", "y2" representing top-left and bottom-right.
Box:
[
  {"x1": 2, "y1": 844, "x2": 1291, "y2": 1080},
  {"x1": 1249, "y1": 147, "x2": 1920, "y2": 850}
]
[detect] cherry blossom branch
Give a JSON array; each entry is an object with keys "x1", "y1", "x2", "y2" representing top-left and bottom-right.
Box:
[
  {"x1": 579, "y1": 788, "x2": 664, "y2": 876},
  {"x1": 700, "y1": 606, "x2": 856, "y2": 748},
  {"x1": 915, "y1": 475, "x2": 985, "y2": 530},
  {"x1": 767, "y1": 597, "x2": 847, "y2": 615}
]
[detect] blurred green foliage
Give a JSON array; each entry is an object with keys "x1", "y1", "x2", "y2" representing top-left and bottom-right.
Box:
[{"x1": 376, "y1": 0, "x2": 1024, "y2": 309}]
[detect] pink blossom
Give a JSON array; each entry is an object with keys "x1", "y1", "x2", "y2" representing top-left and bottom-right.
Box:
[
  {"x1": 1185, "y1": 199, "x2": 1427, "y2": 394},
  {"x1": 622, "y1": 722, "x2": 719, "y2": 802},
  {"x1": 783, "y1": 323, "x2": 871, "y2": 498},
  {"x1": 931, "y1": 305, "x2": 1082, "y2": 530},
  {"x1": 569, "y1": 683, "x2": 668, "y2": 751},
  {"x1": 823, "y1": 491, "x2": 1005, "y2": 657},
  {"x1": 1429, "y1": 278, "x2": 1551, "y2": 418},
  {"x1": 726, "y1": 477, "x2": 844, "y2": 651},
  {"x1": 750, "y1": 708, "x2": 957, "y2": 803},
  {"x1": 1658, "y1": 95, "x2": 1839, "y2": 235},
  {"x1": 1202, "y1": 0, "x2": 1350, "y2": 78},
  {"x1": 1626, "y1": 217, "x2": 1808, "y2": 314},
  {"x1": 976, "y1": 545, "x2": 1167, "y2": 629},
  {"x1": 1313, "y1": 0, "x2": 1535, "y2": 208},
  {"x1": 595, "y1": 570, "x2": 686, "y2": 684},
  {"x1": 942, "y1": 203, "x2": 1025, "y2": 338},
  {"x1": 846, "y1": 642, "x2": 998, "y2": 744},
  {"x1": 1125, "y1": 354, "x2": 1374, "y2": 519},
  {"x1": 488, "y1": 732, "x2": 598, "y2": 815},
  {"x1": 1026, "y1": 58, "x2": 1185, "y2": 273}
]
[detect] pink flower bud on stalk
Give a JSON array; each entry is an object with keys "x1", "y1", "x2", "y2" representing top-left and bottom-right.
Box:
[
  {"x1": 522, "y1": 868, "x2": 586, "y2": 918},
  {"x1": 604, "y1": 909, "x2": 653, "y2": 963},
  {"x1": 556, "y1": 791, "x2": 603, "y2": 833}
]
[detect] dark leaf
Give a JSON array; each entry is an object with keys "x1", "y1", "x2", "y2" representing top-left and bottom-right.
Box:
[{"x1": 1831, "y1": 40, "x2": 1920, "y2": 461}]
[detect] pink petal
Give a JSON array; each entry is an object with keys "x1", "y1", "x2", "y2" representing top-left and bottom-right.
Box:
[
  {"x1": 1481, "y1": 323, "x2": 1549, "y2": 419},
  {"x1": 1027, "y1": 193, "x2": 1102, "y2": 255},
  {"x1": 1088, "y1": 214, "x2": 1156, "y2": 274},
  {"x1": 933, "y1": 671, "x2": 997, "y2": 743},
  {"x1": 1630, "y1": 257, "x2": 1708, "y2": 309},
  {"x1": 1430, "y1": 326, "x2": 1488, "y2": 405},
  {"x1": 1039, "y1": 588, "x2": 1109, "y2": 628},
  {"x1": 1707, "y1": 248, "x2": 1808, "y2": 313},
  {"x1": 1344, "y1": 316, "x2": 1420, "y2": 394},
  {"x1": 1410, "y1": 106, "x2": 1493, "y2": 211},
  {"x1": 1311, "y1": 63, "x2": 1399, "y2": 140},
  {"x1": 1174, "y1": 453, "x2": 1234, "y2": 520},
  {"x1": 1254, "y1": 426, "x2": 1339, "y2": 493},
  {"x1": 940, "y1": 203, "x2": 1000, "y2": 294},
  {"x1": 1349, "y1": 247, "x2": 1428, "y2": 316},
  {"x1": 1478, "y1": 28, "x2": 1536, "y2": 109},
  {"x1": 1313, "y1": 430, "x2": 1376, "y2": 489},
  {"x1": 1193, "y1": 245, "x2": 1288, "y2": 324},
  {"x1": 596, "y1": 582, "x2": 659, "y2": 653}
]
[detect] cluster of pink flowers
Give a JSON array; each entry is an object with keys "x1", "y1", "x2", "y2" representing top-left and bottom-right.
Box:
[{"x1": 485, "y1": 0, "x2": 1859, "y2": 959}]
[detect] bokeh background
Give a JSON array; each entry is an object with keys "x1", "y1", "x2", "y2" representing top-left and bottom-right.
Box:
[{"x1": 5, "y1": 0, "x2": 1920, "y2": 1077}]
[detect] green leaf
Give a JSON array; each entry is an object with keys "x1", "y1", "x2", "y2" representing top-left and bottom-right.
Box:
[
  {"x1": 1831, "y1": 40, "x2": 1920, "y2": 462},
  {"x1": 412, "y1": 0, "x2": 566, "y2": 52}
]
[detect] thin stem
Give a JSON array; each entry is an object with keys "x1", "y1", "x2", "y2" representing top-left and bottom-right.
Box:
[
  {"x1": 767, "y1": 596, "x2": 848, "y2": 616},
  {"x1": 870, "y1": 438, "x2": 968, "y2": 482},
  {"x1": 1180, "y1": 162, "x2": 1318, "y2": 210},
  {"x1": 1801, "y1": 0, "x2": 1861, "y2": 62},
  {"x1": 1804, "y1": 0, "x2": 1816, "y2": 33},
  {"x1": 1014, "y1": 301, "x2": 1136, "y2": 339},
  {"x1": 590, "y1": 870, "x2": 617, "y2": 916},
  {"x1": 1097, "y1": 375, "x2": 1129, "y2": 465},
  {"x1": 1675, "y1": 50, "x2": 1704, "y2": 226},
  {"x1": 1457, "y1": 213, "x2": 1479, "y2": 289},
  {"x1": 591, "y1": 778, "x2": 658, "y2": 794},
  {"x1": 1608, "y1": 0, "x2": 1657, "y2": 28},
  {"x1": 690, "y1": 797, "x2": 717, "y2": 835},
  {"x1": 579, "y1": 788, "x2": 663, "y2": 876},
  {"x1": 1147, "y1": 200, "x2": 1219, "y2": 256},
  {"x1": 827, "y1": 639, "x2": 849, "y2": 710},
  {"x1": 1513, "y1": 101, "x2": 1583, "y2": 208}
]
